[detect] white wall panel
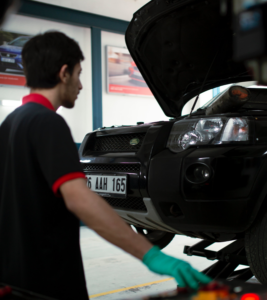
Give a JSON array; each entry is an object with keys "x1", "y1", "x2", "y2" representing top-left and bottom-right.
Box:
[
  {"x1": 101, "y1": 31, "x2": 169, "y2": 128},
  {"x1": 1, "y1": 14, "x2": 92, "y2": 143},
  {"x1": 33, "y1": 0, "x2": 150, "y2": 22}
]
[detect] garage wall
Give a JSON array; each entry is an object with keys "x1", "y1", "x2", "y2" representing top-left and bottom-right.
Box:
[
  {"x1": 13, "y1": 1, "x2": 228, "y2": 140},
  {"x1": 101, "y1": 31, "x2": 169, "y2": 127},
  {"x1": 1, "y1": 14, "x2": 92, "y2": 143},
  {"x1": 33, "y1": 0, "x2": 150, "y2": 22}
]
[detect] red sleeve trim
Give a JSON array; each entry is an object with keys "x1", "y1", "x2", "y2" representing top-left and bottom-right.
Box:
[{"x1": 52, "y1": 172, "x2": 86, "y2": 196}]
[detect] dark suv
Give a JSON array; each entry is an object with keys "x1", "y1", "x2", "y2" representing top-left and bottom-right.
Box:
[{"x1": 79, "y1": 0, "x2": 267, "y2": 283}]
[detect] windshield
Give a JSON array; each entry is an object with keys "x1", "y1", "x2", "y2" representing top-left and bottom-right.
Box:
[
  {"x1": 200, "y1": 91, "x2": 225, "y2": 109},
  {"x1": 200, "y1": 82, "x2": 267, "y2": 109},
  {"x1": 181, "y1": 82, "x2": 258, "y2": 116},
  {"x1": 9, "y1": 37, "x2": 30, "y2": 47}
]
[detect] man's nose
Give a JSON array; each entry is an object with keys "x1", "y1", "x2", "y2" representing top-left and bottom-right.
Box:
[{"x1": 79, "y1": 80, "x2": 83, "y2": 90}]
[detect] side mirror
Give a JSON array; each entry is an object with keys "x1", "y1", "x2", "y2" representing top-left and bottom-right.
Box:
[{"x1": 3, "y1": 41, "x2": 8, "y2": 45}]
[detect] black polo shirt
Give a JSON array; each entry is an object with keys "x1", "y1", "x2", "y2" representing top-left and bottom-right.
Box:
[{"x1": 0, "y1": 94, "x2": 88, "y2": 300}]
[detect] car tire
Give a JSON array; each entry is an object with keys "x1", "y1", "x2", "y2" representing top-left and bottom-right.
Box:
[
  {"x1": 133, "y1": 226, "x2": 175, "y2": 249},
  {"x1": 245, "y1": 211, "x2": 267, "y2": 284}
]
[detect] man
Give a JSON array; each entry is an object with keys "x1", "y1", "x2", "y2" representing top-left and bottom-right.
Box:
[{"x1": 0, "y1": 31, "x2": 211, "y2": 300}]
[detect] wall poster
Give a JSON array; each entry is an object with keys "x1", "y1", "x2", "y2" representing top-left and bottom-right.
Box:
[
  {"x1": 0, "y1": 30, "x2": 32, "y2": 87},
  {"x1": 107, "y1": 46, "x2": 153, "y2": 97}
]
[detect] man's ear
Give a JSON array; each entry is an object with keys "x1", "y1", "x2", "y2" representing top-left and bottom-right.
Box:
[{"x1": 58, "y1": 64, "x2": 70, "y2": 83}]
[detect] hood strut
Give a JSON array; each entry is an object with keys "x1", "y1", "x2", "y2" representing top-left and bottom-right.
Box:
[{"x1": 189, "y1": 46, "x2": 221, "y2": 117}]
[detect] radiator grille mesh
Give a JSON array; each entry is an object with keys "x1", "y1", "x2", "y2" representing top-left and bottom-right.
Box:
[
  {"x1": 0, "y1": 52, "x2": 17, "y2": 58},
  {"x1": 90, "y1": 133, "x2": 146, "y2": 152},
  {"x1": 82, "y1": 164, "x2": 140, "y2": 173}
]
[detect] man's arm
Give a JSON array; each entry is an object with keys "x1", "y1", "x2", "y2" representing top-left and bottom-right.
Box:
[
  {"x1": 60, "y1": 178, "x2": 152, "y2": 260},
  {"x1": 60, "y1": 178, "x2": 212, "y2": 289}
]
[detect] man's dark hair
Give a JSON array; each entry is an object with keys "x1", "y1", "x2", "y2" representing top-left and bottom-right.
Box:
[{"x1": 22, "y1": 31, "x2": 84, "y2": 89}]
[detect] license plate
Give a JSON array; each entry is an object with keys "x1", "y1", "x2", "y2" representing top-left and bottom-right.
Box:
[
  {"x1": 86, "y1": 175, "x2": 127, "y2": 198},
  {"x1": 1, "y1": 57, "x2": 15, "y2": 63}
]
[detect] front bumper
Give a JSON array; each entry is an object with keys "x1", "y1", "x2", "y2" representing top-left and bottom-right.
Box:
[
  {"x1": 114, "y1": 197, "x2": 183, "y2": 234},
  {"x1": 80, "y1": 124, "x2": 267, "y2": 242},
  {"x1": 147, "y1": 146, "x2": 267, "y2": 240}
]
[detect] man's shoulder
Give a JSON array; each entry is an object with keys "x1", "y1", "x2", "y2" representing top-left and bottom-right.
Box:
[
  {"x1": 13, "y1": 104, "x2": 70, "y2": 135},
  {"x1": 22, "y1": 103, "x2": 66, "y2": 125}
]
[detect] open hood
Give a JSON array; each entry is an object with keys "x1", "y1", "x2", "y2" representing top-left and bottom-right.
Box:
[{"x1": 125, "y1": 0, "x2": 252, "y2": 117}]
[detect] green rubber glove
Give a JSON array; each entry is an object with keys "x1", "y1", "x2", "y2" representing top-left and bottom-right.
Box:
[{"x1": 143, "y1": 246, "x2": 212, "y2": 290}]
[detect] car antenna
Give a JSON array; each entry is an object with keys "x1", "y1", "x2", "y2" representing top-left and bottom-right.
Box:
[{"x1": 189, "y1": 48, "x2": 220, "y2": 117}]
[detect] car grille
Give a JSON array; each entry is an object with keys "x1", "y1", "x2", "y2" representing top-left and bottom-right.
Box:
[
  {"x1": 103, "y1": 196, "x2": 147, "y2": 212},
  {"x1": 89, "y1": 133, "x2": 146, "y2": 152},
  {"x1": 82, "y1": 163, "x2": 140, "y2": 173},
  {"x1": 0, "y1": 52, "x2": 17, "y2": 58}
]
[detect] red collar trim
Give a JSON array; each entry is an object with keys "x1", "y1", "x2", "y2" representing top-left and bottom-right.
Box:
[{"x1": 22, "y1": 94, "x2": 55, "y2": 111}]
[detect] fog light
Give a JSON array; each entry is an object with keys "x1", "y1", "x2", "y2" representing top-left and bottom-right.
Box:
[{"x1": 185, "y1": 163, "x2": 211, "y2": 184}]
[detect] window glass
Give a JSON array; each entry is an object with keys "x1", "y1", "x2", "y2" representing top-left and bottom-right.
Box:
[
  {"x1": 9, "y1": 37, "x2": 30, "y2": 47},
  {"x1": 181, "y1": 89, "x2": 212, "y2": 116},
  {"x1": 181, "y1": 82, "x2": 259, "y2": 116}
]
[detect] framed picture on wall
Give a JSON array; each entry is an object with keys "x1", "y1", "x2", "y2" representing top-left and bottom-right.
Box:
[
  {"x1": 0, "y1": 30, "x2": 32, "y2": 87},
  {"x1": 106, "y1": 45, "x2": 153, "y2": 97}
]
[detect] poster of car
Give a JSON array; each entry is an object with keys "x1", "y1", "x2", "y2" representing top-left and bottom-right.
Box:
[
  {"x1": 0, "y1": 30, "x2": 32, "y2": 87},
  {"x1": 107, "y1": 46, "x2": 153, "y2": 97}
]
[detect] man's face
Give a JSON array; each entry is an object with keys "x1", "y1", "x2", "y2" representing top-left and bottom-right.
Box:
[{"x1": 61, "y1": 62, "x2": 83, "y2": 108}]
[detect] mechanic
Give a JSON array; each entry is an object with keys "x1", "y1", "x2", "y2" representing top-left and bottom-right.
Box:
[{"x1": 0, "y1": 31, "x2": 211, "y2": 300}]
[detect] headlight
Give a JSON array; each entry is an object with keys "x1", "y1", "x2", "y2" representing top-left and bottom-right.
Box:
[
  {"x1": 167, "y1": 117, "x2": 250, "y2": 152},
  {"x1": 221, "y1": 118, "x2": 249, "y2": 142}
]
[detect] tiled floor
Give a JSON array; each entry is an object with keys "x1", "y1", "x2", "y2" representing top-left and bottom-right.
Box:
[{"x1": 80, "y1": 227, "x2": 259, "y2": 299}]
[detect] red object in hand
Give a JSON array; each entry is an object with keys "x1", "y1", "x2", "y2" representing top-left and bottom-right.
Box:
[
  {"x1": 0, "y1": 286, "x2": 12, "y2": 298},
  {"x1": 199, "y1": 281, "x2": 229, "y2": 292},
  {"x1": 177, "y1": 287, "x2": 189, "y2": 294}
]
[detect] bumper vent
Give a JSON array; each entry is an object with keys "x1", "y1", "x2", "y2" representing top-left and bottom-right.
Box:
[
  {"x1": 82, "y1": 163, "x2": 140, "y2": 173},
  {"x1": 103, "y1": 197, "x2": 147, "y2": 212},
  {"x1": 90, "y1": 133, "x2": 146, "y2": 152}
]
